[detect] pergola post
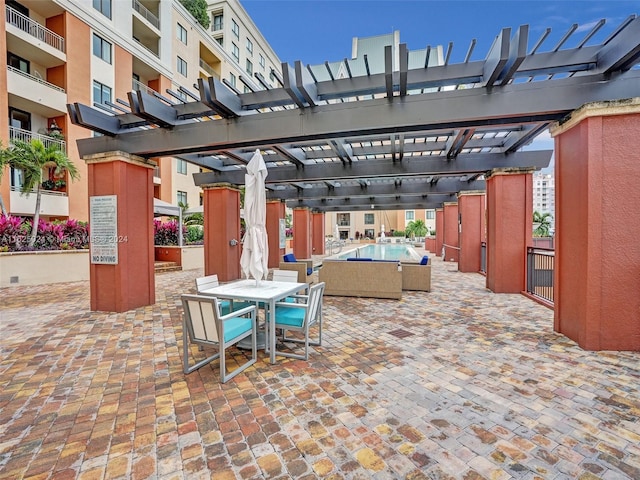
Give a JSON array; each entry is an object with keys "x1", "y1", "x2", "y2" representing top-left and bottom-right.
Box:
[
  {"x1": 443, "y1": 202, "x2": 459, "y2": 262},
  {"x1": 485, "y1": 168, "x2": 533, "y2": 293},
  {"x1": 202, "y1": 184, "x2": 241, "y2": 282},
  {"x1": 84, "y1": 151, "x2": 155, "y2": 312},
  {"x1": 458, "y1": 191, "x2": 486, "y2": 273},
  {"x1": 293, "y1": 207, "x2": 312, "y2": 259},
  {"x1": 552, "y1": 99, "x2": 640, "y2": 351},
  {"x1": 312, "y1": 212, "x2": 325, "y2": 255},
  {"x1": 266, "y1": 200, "x2": 285, "y2": 268}
]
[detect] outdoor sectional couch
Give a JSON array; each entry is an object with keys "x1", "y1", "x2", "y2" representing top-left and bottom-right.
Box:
[
  {"x1": 319, "y1": 259, "x2": 403, "y2": 299},
  {"x1": 401, "y1": 256, "x2": 432, "y2": 292}
]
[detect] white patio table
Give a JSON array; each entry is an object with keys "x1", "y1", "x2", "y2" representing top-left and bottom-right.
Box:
[{"x1": 199, "y1": 279, "x2": 308, "y2": 364}]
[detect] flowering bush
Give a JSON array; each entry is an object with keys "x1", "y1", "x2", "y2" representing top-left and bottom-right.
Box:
[{"x1": 0, "y1": 216, "x2": 89, "y2": 252}]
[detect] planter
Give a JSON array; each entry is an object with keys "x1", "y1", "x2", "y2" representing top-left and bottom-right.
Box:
[
  {"x1": 0, "y1": 250, "x2": 89, "y2": 287},
  {"x1": 154, "y1": 245, "x2": 204, "y2": 270}
]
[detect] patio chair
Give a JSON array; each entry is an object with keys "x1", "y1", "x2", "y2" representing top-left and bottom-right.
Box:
[
  {"x1": 181, "y1": 293, "x2": 257, "y2": 382},
  {"x1": 279, "y1": 253, "x2": 316, "y2": 283},
  {"x1": 271, "y1": 282, "x2": 325, "y2": 360},
  {"x1": 195, "y1": 274, "x2": 251, "y2": 314},
  {"x1": 272, "y1": 269, "x2": 306, "y2": 303}
]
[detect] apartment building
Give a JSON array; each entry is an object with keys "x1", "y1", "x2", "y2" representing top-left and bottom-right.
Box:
[
  {"x1": 533, "y1": 171, "x2": 555, "y2": 231},
  {"x1": 1, "y1": 0, "x2": 281, "y2": 221}
]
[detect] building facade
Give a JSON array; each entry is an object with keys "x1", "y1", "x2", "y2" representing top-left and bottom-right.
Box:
[
  {"x1": 533, "y1": 172, "x2": 555, "y2": 232},
  {"x1": 1, "y1": 0, "x2": 281, "y2": 221}
]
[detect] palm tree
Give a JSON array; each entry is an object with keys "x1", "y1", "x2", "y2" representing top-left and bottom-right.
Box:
[
  {"x1": 2, "y1": 139, "x2": 78, "y2": 247},
  {"x1": 0, "y1": 142, "x2": 9, "y2": 216},
  {"x1": 533, "y1": 210, "x2": 553, "y2": 237},
  {"x1": 405, "y1": 219, "x2": 428, "y2": 238}
]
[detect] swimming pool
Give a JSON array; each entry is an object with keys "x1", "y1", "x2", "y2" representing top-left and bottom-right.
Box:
[{"x1": 331, "y1": 243, "x2": 422, "y2": 262}]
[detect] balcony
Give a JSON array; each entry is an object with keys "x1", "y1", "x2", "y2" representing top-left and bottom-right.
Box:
[
  {"x1": 132, "y1": 78, "x2": 158, "y2": 96},
  {"x1": 132, "y1": 0, "x2": 159, "y2": 29},
  {"x1": 198, "y1": 59, "x2": 220, "y2": 80},
  {"x1": 9, "y1": 186, "x2": 69, "y2": 217},
  {"x1": 6, "y1": 66, "x2": 67, "y2": 116},
  {"x1": 9, "y1": 126, "x2": 66, "y2": 153},
  {"x1": 4, "y1": 5, "x2": 66, "y2": 67},
  {"x1": 132, "y1": 0, "x2": 160, "y2": 58}
]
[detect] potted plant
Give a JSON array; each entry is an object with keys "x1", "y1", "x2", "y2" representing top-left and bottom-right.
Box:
[{"x1": 42, "y1": 179, "x2": 56, "y2": 190}]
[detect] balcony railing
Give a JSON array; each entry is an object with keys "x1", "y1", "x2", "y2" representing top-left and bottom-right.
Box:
[
  {"x1": 5, "y1": 5, "x2": 65, "y2": 52},
  {"x1": 7, "y1": 65, "x2": 66, "y2": 93},
  {"x1": 133, "y1": 38, "x2": 159, "y2": 58},
  {"x1": 132, "y1": 0, "x2": 159, "y2": 29},
  {"x1": 526, "y1": 246, "x2": 555, "y2": 305},
  {"x1": 199, "y1": 59, "x2": 220, "y2": 79},
  {"x1": 9, "y1": 126, "x2": 67, "y2": 153},
  {"x1": 132, "y1": 78, "x2": 157, "y2": 96}
]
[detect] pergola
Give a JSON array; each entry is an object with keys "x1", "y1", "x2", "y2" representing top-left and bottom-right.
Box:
[{"x1": 69, "y1": 16, "x2": 640, "y2": 351}]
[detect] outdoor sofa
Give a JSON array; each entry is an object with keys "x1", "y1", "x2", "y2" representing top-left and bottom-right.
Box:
[{"x1": 319, "y1": 258, "x2": 402, "y2": 299}]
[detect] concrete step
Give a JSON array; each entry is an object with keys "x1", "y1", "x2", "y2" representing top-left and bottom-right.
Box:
[{"x1": 155, "y1": 261, "x2": 182, "y2": 273}]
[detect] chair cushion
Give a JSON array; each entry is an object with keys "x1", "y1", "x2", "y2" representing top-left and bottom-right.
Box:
[
  {"x1": 420, "y1": 255, "x2": 429, "y2": 265},
  {"x1": 223, "y1": 316, "x2": 253, "y2": 342},
  {"x1": 274, "y1": 306, "x2": 305, "y2": 327},
  {"x1": 283, "y1": 253, "x2": 296, "y2": 262},
  {"x1": 347, "y1": 257, "x2": 372, "y2": 261},
  {"x1": 307, "y1": 268, "x2": 313, "y2": 275}
]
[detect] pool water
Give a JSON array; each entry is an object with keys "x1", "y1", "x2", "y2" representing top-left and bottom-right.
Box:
[{"x1": 332, "y1": 243, "x2": 422, "y2": 262}]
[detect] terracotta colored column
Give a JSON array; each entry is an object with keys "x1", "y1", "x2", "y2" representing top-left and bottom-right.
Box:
[
  {"x1": 435, "y1": 208, "x2": 444, "y2": 257},
  {"x1": 266, "y1": 200, "x2": 285, "y2": 268},
  {"x1": 458, "y1": 191, "x2": 486, "y2": 273},
  {"x1": 203, "y1": 184, "x2": 241, "y2": 282},
  {"x1": 485, "y1": 168, "x2": 533, "y2": 294},
  {"x1": 84, "y1": 152, "x2": 155, "y2": 312},
  {"x1": 552, "y1": 100, "x2": 640, "y2": 351},
  {"x1": 312, "y1": 212, "x2": 325, "y2": 255},
  {"x1": 442, "y1": 202, "x2": 459, "y2": 262},
  {"x1": 293, "y1": 207, "x2": 312, "y2": 259}
]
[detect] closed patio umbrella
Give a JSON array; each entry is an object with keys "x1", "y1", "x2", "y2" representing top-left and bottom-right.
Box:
[{"x1": 240, "y1": 150, "x2": 269, "y2": 285}]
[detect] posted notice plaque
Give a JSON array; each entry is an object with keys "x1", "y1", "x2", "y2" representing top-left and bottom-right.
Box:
[{"x1": 90, "y1": 195, "x2": 118, "y2": 265}]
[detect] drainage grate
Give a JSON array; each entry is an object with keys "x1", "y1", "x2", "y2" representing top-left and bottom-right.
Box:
[{"x1": 388, "y1": 328, "x2": 414, "y2": 338}]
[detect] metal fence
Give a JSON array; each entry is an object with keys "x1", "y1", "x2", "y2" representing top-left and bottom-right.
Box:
[
  {"x1": 526, "y1": 246, "x2": 555, "y2": 304},
  {"x1": 6, "y1": 5, "x2": 65, "y2": 52}
]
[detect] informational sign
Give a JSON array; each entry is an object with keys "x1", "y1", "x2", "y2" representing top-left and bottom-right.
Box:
[
  {"x1": 90, "y1": 195, "x2": 118, "y2": 265},
  {"x1": 279, "y1": 218, "x2": 286, "y2": 249}
]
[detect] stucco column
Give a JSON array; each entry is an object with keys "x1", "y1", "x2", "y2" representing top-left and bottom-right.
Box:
[
  {"x1": 312, "y1": 212, "x2": 325, "y2": 255},
  {"x1": 293, "y1": 207, "x2": 312, "y2": 259},
  {"x1": 84, "y1": 151, "x2": 155, "y2": 312},
  {"x1": 435, "y1": 208, "x2": 444, "y2": 256},
  {"x1": 458, "y1": 191, "x2": 486, "y2": 273},
  {"x1": 485, "y1": 168, "x2": 533, "y2": 293},
  {"x1": 266, "y1": 200, "x2": 285, "y2": 268},
  {"x1": 551, "y1": 99, "x2": 640, "y2": 351},
  {"x1": 202, "y1": 184, "x2": 241, "y2": 282},
  {"x1": 442, "y1": 202, "x2": 459, "y2": 262}
]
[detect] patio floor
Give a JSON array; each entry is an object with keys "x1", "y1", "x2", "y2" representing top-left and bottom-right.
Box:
[{"x1": 1, "y1": 258, "x2": 639, "y2": 479}]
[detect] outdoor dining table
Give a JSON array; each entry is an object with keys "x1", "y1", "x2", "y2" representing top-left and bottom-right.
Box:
[{"x1": 199, "y1": 279, "x2": 308, "y2": 364}]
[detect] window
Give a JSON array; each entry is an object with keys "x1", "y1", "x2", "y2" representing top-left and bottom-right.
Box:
[
  {"x1": 212, "y1": 13, "x2": 223, "y2": 31},
  {"x1": 229, "y1": 73, "x2": 236, "y2": 87},
  {"x1": 177, "y1": 191, "x2": 187, "y2": 206},
  {"x1": 177, "y1": 159, "x2": 187, "y2": 175},
  {"x1": 9, "y1": 107, "x2": 31, "y2": 130},
  {"x1": 364, "y1": 229, "x2": 374, "y2": 239},
  {"x1": 259, "y1": 54, "x2": 265, "y2": 70},
  {"x1": 246, "y1": 38, "x2": 253, "y2": 55},
  {"x1": 337, "y1": 213, "x2": 350, "y2": 226},
  {"x1": 177, "y1": 23, "x2": 187, "y2": 44},
  {"x1": 426, "y1": 210, "x2": 435, "y2": 220},
  {"x1": 216, "y1": 36, "x2": 224, "y2": 47},
  {"x1": 7, "y1": 52, "x2": 29, "y2": 73},
  {"x1": 405, "y1": 210, "x2": 415, "y2": 221},
  {"x1": 92, "y1": 34, "x2": 112, "y2": 64},
  {"x1": 246, "y1": 59, "x2": 253, "y2": 76},
  {"x1": 232, "y1": 19, "x2": 239, "y2": 39},
  {"x1": 243, "y1": 86, "x2": 251, "y2": 94},
  {"x1": 93, "y1": 0, "x2": 111, "y2": 19},
  {"x1": 93, "y1": 80, "x2": 112, "y2": 106},
  {"x1": 232, "y1": 43, "x2": 239, "y2": 62},
  {"x1": 364, "y1": 213, "x2": 374, "y2": 224},
  {"x1": 177, "y1": 56, "x2": 187, "y2": 76}
]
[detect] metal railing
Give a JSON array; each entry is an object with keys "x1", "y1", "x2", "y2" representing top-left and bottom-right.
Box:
[
  {"x1": 7, "y1": 65, "x2": 66, "y2": 93},
  {"x1": 133, "y1": 38, "x2": 159, "y2": 58},
  {"x1": 10, "y1": 185, "x2": 67, "y2": 197},
  {"x1": 526, "y1": 246, "x2": 555, "y2": 305},
  {"x1": 132, "y1": 0, "x2": 159, "y2": 29},
  {"x1": 199, "y1": 59, "x2": 220, "y2": 79},
  {"x1": 5, "y1": 5, "x2": 65, "y2": 52},
  {"x1": 325, "y1": 239, "x2": 344, "y2": 255},
  {"x1": 132, "y1": 78, "x2": 157, "y2": 96},
  {"x1": 9, "y1": 126, "x2": 67, "y2": 153}
]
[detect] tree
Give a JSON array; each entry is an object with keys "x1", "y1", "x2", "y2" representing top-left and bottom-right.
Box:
[
  {"x1": 533, "y1": 210, "x2": 553, "y2": 237},
  {"x1": 179, "y1": 0, "x2": 210, "y2": 29},
  {"x1": 2, "y1": 139, "x2": 78, "y2": 247},
  {"x1": 405, "y1": 219, "x2": 428, "y2": 237}
]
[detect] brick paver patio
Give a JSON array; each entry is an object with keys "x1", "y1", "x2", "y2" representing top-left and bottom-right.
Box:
[{"x1": 1, "y1": 258, "x2": 639, "y2": 479}]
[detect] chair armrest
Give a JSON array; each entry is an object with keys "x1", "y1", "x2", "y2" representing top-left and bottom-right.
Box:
[
  {"x1": 219, "y1": 304, "x2": 256, "y2": 320},
  {"x1": 275, "y1": 300, "x2": 309, "y2": 309}
]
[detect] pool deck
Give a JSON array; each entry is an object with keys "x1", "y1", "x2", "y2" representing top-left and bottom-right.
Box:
[{"x1": 1, "y1": 255, "x2": 640, "y2": 479}]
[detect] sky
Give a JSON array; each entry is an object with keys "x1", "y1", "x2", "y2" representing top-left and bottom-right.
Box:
[{"x1": 240, "y1": 0, "x2": 638, "y2": 170}]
